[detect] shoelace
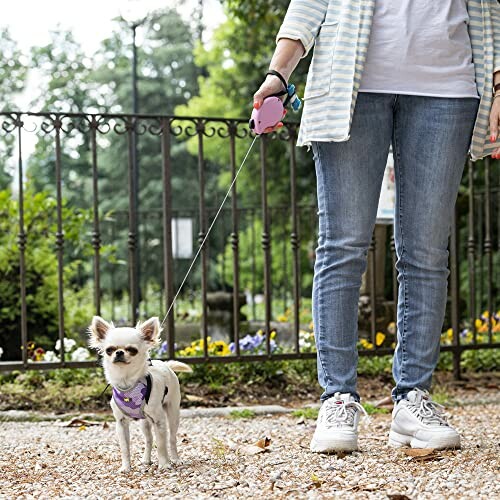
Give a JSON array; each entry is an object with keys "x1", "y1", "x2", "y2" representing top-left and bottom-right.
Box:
[
  {"x1": 412, "y1": 390, "x2": 448, "y2": 425},
  {"x1": 322, "y1": 399, "x2": 369, "y2": 428}
]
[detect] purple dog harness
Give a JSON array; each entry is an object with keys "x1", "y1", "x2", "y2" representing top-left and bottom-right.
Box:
[
  {"x1": 112, "y1": 375, "x2": 152, "y2": 420},
  {"x1": 109, "y1": 362, "x2": 169, "y2": 420}
]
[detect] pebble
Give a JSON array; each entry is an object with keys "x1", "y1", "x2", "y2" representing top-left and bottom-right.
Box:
[{"x1": 0, "y1": 404, "x2": 498, "y2": 498}]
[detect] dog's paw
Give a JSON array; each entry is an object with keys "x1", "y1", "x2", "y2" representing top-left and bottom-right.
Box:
[
  {"x1": 170, "y1": 458, "x2": 183, "y2": 466},
  {"x1": 142, "y1": 458, "x2": 152, "y2": 466},
  {"x1": 157, "y1": 461, "x2": 172, "y2": 470},
  {"x1": 118, "y1": 465, "x2": 131, "y2": 474}
]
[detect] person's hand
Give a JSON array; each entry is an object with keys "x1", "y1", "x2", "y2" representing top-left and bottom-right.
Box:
[
  {"x1": 253, "y1": 74, "x2": 288, "y2": 133},
  {"x1": 490, "y1": 95, "x2": 500, "y2": 158}
]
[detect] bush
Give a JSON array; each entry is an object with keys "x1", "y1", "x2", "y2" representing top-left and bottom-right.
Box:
[{"x1": 0, "y1": 187, "x2": 94, "y2": 360}]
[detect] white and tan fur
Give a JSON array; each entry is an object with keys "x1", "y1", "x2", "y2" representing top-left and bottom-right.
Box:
[{"x1": 88, "y1": 316, "x2": 192, "y2": 473}]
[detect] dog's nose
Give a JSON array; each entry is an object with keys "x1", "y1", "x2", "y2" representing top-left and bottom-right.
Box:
[{"x1": 115, "y1": 350, "x2": 124, "y2": 358}]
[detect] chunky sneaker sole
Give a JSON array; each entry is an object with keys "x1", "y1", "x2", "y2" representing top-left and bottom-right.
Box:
[
  {"x1": 310, "y1": 432, "x2": 358, "y2": 453},
  {"x1": 388, "y1": 388, "x2": 461, "y2": 450},
  {"x1": 309, "y1": 392, "x2": 368, "y2": 453},
  {"x1": 388, "y1": 429, "x2": 461, "y2": 450}
]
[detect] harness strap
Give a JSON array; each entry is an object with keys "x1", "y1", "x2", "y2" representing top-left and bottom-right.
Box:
[
  {"x1": 144, "y1": 371, "x2": 168, "y2": 405},
  {"x1": 145, "y1": 374, "x2": 152, "y2": 405}
]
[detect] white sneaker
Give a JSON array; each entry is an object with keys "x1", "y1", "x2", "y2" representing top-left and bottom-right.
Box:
[
  {"x1": 388, "y1": 388, "x2": 460, "y2": 450},
  {"x1": 310, "y1": 392, "x2": 368, "y2": 453}
]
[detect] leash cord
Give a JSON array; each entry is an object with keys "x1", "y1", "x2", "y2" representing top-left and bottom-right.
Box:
[{"x1": 160, "y1": 134, "x2": 259, "y2": 327}]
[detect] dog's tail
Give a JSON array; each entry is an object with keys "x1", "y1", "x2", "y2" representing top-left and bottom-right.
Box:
[{"x1": 166, "y1": 360, "x2": 193, "y2": 373}]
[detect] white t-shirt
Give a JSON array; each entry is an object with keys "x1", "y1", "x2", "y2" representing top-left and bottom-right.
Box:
[{"x1": 358, "y1": 0, "x2": 479, "y2": 98}]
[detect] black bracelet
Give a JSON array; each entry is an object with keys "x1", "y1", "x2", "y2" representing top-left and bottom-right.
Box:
[
  {"x1": 266, "y1": 69, "x2": 288, "y2": 91},
  {"x1": 494, "y1": 82, "x2": 500, "y2": 93}
]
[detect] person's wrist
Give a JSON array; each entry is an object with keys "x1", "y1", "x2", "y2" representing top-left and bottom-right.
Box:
[{"x1": 267, "y1": 68, "x2": 290, "y2": 84}]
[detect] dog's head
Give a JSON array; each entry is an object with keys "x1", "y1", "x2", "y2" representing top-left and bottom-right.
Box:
[{"x1": 88, "y1": 316, "x2": 161, "y2": 372}]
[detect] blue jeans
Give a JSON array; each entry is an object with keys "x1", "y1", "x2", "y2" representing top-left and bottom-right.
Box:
[{"x1": 312, "y1": 93, "x2": 479, "y2": 402}]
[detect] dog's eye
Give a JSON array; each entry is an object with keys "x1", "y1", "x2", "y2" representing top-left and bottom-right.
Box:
[
  {"x1": 125, "y1": 346, "x2": 138, "y2": 356},
  {"x1": 105, "y1": 347, "x2": 116, "y2": 356}
]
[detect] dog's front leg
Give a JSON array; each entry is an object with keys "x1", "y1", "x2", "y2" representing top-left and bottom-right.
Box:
[
  {"x1": 116, "y1": 417, "x2": 131, "y2": 473},
  {"x1": 141, "y1": 418, "x2": 153, "y2": 466},
  {"x1": 152, "y1": 416, "x2": 169, "y2": 469}
]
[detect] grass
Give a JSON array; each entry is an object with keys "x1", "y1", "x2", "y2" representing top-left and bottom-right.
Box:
[
  {"x1": 292, "y1": 403, "x2": 389, "y2": 420},
  {"x1": 430, "y1": 389, "x2": 453, "y2": 406},
  {"x1": 361, "y1": 403, "x2": 389, "y2": 415},
  {"x1": 292, "y1": 407, "x2": 319, "y2": 419},
  {"x1": 228, "y1": 409, "x2": 257, "y2": 419}
]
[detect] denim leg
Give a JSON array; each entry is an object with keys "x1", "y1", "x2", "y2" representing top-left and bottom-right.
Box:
[
  {"x1": 391, "y1": 95, "x2": 479, "y2": 401},
  {"x1": 312, "y1": 93, "x2": 394, "y2": 402}
]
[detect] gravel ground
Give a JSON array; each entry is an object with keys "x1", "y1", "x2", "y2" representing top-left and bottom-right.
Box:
[{"x1": 0, "y1": 401, "x2": 498, "y2": 499}]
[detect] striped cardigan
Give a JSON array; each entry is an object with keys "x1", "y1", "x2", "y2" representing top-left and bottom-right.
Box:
[{"x1": 276, "y1": 0, "x2": 500, "y2": 160}]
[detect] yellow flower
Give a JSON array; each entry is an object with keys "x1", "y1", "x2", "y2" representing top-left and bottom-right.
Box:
[
  {"x1": 446, "y1": 328, "x2": 453, "y2": 342},
  {"x1": 359, "y1": 339, "x2": 374, "y2": 350},
  {"x1": 375, "y1": 332, "x2": 386, "y2": 347},
  {"x1": 209, "y1": 341, "x2": 231, "y2": 356},
  {"x1": 387, "y1": 322, "x2": 396, "y2": 334},
  {"x1": 478, "y1": 323, "x2": 488, "y2": 333},
  {"x1": 270, "y1": 331, "x2": 277, "y2": 340}
]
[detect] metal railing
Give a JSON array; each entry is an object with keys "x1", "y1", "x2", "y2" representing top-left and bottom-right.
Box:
[{"x1": 0, "y1": 111, "x2": 498, "y2": 375}]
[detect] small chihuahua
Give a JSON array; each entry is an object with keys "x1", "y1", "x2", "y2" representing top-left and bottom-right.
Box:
[{"x1": 88, "y1": 316, "x2": 192, "y2": 473}]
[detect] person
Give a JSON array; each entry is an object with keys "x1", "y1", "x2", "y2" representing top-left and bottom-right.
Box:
[{"x1": 253, "y1": 0, "x2": 500, "y2": 452}]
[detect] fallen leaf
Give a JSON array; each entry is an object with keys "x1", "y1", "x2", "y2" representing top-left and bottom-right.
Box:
[
  {"x1": 374, "y1": 396, "x2": 393, "y2": 408},
  {"x1": 254, "y1": 437, "x2": 271, "y2": 449},
  {"x1": 310, "y1": 473, "x2": 322, "y2": 489},
  {"x1": 239, "y1": 445, "x2": 266, "y2": 455},
  {"x1": 59, "y1": 418, "x2": 102, "y2": 427},
  {"x1": 463, "y1": 385, "x2": 480, "y2": 392},
  {"x1": 402, "y1": 448, "x2": 435, "y2": 457},
  {"x1": 78, "y1": 425, "x2": 87, "y2": 431},
  {"x1": 185, "y1": 394, "x2": 206, "y2": 403},
  {"x1": 237, "y1": 437, "x2": 271, "y2": 455},
  {"x1": 102, "y1": 421, "x2": 109, "y2": 429},
  {"x1": 387, "y1": 495, "x2": 410, "y2": 500}
]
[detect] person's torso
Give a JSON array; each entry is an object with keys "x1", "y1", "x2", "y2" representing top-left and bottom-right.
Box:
[{"x1": 358, "y1": 0, "x2": 478, "y2": 98}]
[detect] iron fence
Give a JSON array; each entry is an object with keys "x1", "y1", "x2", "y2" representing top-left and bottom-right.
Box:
[{"x1": 0, "y1": 111, "x2": 498, "y2": 376}]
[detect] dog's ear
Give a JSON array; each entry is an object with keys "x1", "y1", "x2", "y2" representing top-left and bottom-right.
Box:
[
  {"x1": 88, "y1": 316, "x2": 113, "y2": 350},
  {"x1": 138, "y1": 317, "x2": 161, "y2": 345}
]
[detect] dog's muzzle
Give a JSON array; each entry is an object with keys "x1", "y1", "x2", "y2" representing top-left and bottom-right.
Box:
[{"x1": 113, "y1": 350, "x2": 126, "y2": 363}]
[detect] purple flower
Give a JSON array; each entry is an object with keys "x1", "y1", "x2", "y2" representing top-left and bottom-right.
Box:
[{"x1": 158, "y1": 341, "x2": 169, "y2": 355}]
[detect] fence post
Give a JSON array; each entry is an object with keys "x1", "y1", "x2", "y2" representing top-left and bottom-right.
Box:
[{"x1": 161, "y1": 118, "x2": 175, "y2": 358}]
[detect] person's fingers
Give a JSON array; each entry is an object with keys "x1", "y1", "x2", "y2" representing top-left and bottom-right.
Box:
[
  {"x1": 253, "y1": 95, "x2": 263, "y2": 109},
  {"x1": 253, "y1": 75, "x2": 287, "y2": 109},
  {"x1": 492, "y1": 146, "x2": 500, "y2": 159},
  {"x1": 261, "y1": 121, "x2": 285, "y2": 134}
]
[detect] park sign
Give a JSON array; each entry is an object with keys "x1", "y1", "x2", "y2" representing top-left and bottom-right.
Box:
[{"x1": 172, "y1": 217, "x2": 193, "y2": 259}]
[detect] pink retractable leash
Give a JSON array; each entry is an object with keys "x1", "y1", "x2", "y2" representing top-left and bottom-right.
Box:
[{"x1": 160, "y1": 74, "x2": 302, "y2": 327}]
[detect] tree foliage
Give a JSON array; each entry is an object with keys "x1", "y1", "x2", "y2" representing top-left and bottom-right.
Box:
[{"x1": 0, "y1": 28, "x2": 28, "y2": 189}]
